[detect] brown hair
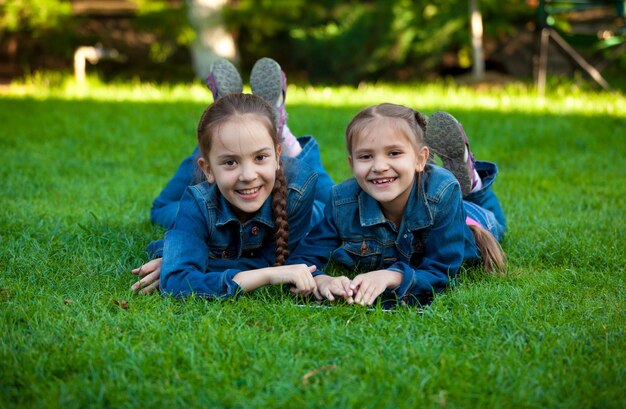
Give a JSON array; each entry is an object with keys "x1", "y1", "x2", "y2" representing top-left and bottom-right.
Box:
[
  {"x1": 345, "y1": 103, "x2": 428, "y2": 154},
  {"x1": 468, "y1": 224, "x2": 507, "y2": 275},
  {"x1": 196, "y1": 93, "x2": 289, "y2": 266}
]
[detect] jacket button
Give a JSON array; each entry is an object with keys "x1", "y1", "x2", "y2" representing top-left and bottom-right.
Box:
[{"x1": 251, "y1": 226, "x2": 259, "y2": 235}]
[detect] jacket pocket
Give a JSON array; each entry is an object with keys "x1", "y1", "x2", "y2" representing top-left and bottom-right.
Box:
[
  {"x1": 336, "y1": 239, "x2": 383, "y2": 272},
  {"x1": 208, "y1": 247, "x2": 237, "y2": 260}
]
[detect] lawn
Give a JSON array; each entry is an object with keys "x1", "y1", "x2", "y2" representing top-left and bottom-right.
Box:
[{"x1": 1, "y1": 77, "x2": 624, "y2": 408}]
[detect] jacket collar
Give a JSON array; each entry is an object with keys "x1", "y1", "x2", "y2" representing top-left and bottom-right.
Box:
[
  {"x1": 214, "y1": 192, "x2": 275, "y2": 228},
  {"x1": 357, "y1": 175, "x2": 433, "y2": 230}
]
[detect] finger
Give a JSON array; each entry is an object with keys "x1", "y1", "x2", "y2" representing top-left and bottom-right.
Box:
[
  {"x1": 341, "y1": 278, "x2": 353, "y2": 297},
  {"x1": 294, "y1": 275, "x2": 308, "y2": 294},
  {"x1": 133, "y1": 270, "x2": 160, "y2": 292},
  {"x1": 364, "y1": 285, "x2": 384, "y2": 306},
  {"x1": 349, "y1": 276, "x2": 363, "y2": 291},
  {"x1": 313, "y1": 287, "x2": 322, "y2": 301},
  {"x1": 140, "y1": 280, "x2": 160, "y2": 295},
  {"x1": 306, "y1": 275, "x2": 317, "y2": 294},
  {"x1": 356, "y1": 281, "x2": 372, "y2": 305},
  {"x1": 363, "y1": 283, "x2": 379, "y2": 306},
  {"x1": 131, "y1": 266, "x2": 142, "y2": 275},
  {"x1": 324, "y1": 289, "x2": 335, "y2": 301}
]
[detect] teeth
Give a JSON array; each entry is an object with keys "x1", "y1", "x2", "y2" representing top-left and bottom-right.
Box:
[
  {"x1": 238, "y1": 187, "x2": 260, "y2": 195},
  {"x1": 371, "y1": 178, "x2": 396, "y2": 184}
]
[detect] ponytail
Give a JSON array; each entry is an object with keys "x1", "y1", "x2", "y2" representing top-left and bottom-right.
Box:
[
  {"x1": 468, "y1": 224, "x2": 507, "y2": 275},
  {"x1": 271, "y1": 165, "x2": 289, "y2": 266}
]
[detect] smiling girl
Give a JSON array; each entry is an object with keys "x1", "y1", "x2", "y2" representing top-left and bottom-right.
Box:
[
  {"x1": 157, "y1": 93, "x2": 324, "y2": 298},
  {"x1": 289, "y1": 103, "x2": 506, "y2": 306}
]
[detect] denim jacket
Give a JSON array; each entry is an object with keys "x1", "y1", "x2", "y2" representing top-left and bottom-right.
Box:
[
  {"x1": 160, "y1": 156, "x2": 318, "y2": 298},
  {"x1": 289, "y1": 164, "x2": 477, "y2": 303}
]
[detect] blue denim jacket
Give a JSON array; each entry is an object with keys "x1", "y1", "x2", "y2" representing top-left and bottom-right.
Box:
[
  {"x1": 289, "y1": 164, "x2": 477, "y2": 303},
  {"x1": 160, "y1": 156, "x2": 318, "y2": 298}
]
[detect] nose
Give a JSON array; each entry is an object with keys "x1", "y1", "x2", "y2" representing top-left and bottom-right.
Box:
[
  {"x1": 372, "y1": 156, "x2": 389, "y2": 173},
  {"x1": 238, "y1": 162, "x2": 258, "y2": 182}
]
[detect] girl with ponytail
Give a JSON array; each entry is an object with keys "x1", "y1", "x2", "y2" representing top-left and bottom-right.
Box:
[
  {"x1": 289, "y1": 104, "x2": 506, "y2": 306},
  {"x1": 152, "y1": 93, "x2": 325, "y2": 299}
]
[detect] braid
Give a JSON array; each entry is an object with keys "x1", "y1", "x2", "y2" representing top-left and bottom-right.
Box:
[{"x1": 271, "y1": 165, "x2": 289, "y2": 266}]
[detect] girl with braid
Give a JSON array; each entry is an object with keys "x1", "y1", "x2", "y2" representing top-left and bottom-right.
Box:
[
  {"x1": 154, "y1": 93, "x2": 323, "y2": 298},
  {"x1": 132, "y1": 57, "x2": 333, "y2": 296}
]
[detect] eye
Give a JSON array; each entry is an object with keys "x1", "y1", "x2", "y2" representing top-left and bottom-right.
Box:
[
  {"x1": 223, "y1": 160, "x2": 237, "y2": 167},
  {"x1": 357, "y1": 153, "x2": 372, "y2": 160},
  {"x1": 388, "y1": 150, "x2": 402, "y2": 157},
  {"x1": 255, "y1": 153, "x2": 269, "y2": 162}
]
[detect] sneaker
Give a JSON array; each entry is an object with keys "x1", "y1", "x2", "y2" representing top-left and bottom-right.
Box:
[
  {"x1": 250, "y1": 57, "x2": 287, "y2": 138},
  {"x1": 205, "y1": 58, "x2": 243, "y2": 102},
  {"x1": 425, "y1": 111, "x2": 478, "y2": 196}
]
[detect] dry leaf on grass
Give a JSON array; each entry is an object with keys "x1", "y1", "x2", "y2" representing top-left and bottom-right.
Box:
[
  {"x1": 302, "y1": 365, "x2": 337, "y2": 385},
  {"x1": 113, "y1": 299, "x2": 129, "y2": 310}
]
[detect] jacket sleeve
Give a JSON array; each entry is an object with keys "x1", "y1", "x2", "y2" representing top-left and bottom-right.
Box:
[
  {"x1": 150, "y1": 147, "x2": 200, "y2": 229},
  {"x1": 387, "y1": 183, "x2": 465, "y2": 301},
  {"x1": 287, "y1": 196, "x2": 341, "y2": 276},
  {"x1": 160, "y1": 187, "x2": 242, "y2": 298}
]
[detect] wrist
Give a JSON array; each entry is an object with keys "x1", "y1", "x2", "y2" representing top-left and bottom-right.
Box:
[{"x1": 385, "y1": 270, "x2": 403, "y2": 289}]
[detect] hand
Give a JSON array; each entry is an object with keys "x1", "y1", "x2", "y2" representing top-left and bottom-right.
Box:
[
  {"x1": 349, "y1": 270, "x2": 403, "y2": 306},
  {"x1": 315, "y1": 275, "x2": 353, "y2": 302},
  {"x1": 267, "y1": 264, "x2": 320, "y2": 299},
  {"x1": 131, "y1": 258, "x2": 162, "y2": 295}
]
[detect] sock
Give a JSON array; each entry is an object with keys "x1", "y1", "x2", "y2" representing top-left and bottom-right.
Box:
[
  {"x1": 471, "y1": 168, "x2": 483, "y2": 192},
  {"x1": 281, "y1": 124, "x2": 302, "y2": 157}
]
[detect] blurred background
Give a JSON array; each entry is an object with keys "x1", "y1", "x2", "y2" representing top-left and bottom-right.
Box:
[{"x1": 0, "y1": 0, "x2": 624, "y2": 89}]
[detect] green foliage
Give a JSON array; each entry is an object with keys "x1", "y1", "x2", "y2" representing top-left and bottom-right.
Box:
[
  {"x1": 0, "y1": 0, "x2": 72, "y2": 32},
  {"x1": 223, "y1": 0, "x2": 536, "y2": 83},
  {"x1": 0, "y1": 79, "x2": 625, "y2": 407}
]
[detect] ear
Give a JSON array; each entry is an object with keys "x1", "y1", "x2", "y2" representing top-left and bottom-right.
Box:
[
  {"x1": 348, "y1": 155, "x2": 353, "y2": 169},
  {"x1": 275, "y1": 144, "x2": 282, "y2": 169},
  {"x1": 198, "y1": 157, "x2": 215, "y2": 183},
  {"x1": 415, "y1": 146, "x2": 429, "y2": 172}
]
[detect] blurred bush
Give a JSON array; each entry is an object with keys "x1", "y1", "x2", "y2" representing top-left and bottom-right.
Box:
[
  {"x1": 224, "y1": 0, "x2": 536, "y2": 84},
  {"x1": 1, "y1": 0, "x2": 622, "y2": 85}
]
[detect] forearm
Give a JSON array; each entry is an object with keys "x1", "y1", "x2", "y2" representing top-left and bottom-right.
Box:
[{"x1": 232, "y1": 268, "x2": 273, "y2": 292}]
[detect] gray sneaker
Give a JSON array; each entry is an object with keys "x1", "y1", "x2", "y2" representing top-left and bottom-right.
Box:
[
  {"x1": 425, "y1": 111, "x2": 478, "y2": 196},
  {"x1": 250, "y1": 57, "x2": 287, "y2": 138},
  {"x1": 205, "y1": 58, "x2": 243, "y2": 101}
]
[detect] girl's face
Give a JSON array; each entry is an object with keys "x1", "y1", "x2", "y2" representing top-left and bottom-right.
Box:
[
  {"x1": 198, "y1": 115, "x2": 281, "y2": 221},
  {"x1": 349, "y1": 118, "x2": 428, "y2": 222}
]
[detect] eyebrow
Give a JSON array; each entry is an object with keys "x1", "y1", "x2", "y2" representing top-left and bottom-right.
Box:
[
  {"x1": 353, "y1": 144, "x2": 405, "y2": 154},
  {"x1": 216, "y1": 147, "x2": 274, "y2": 161}
]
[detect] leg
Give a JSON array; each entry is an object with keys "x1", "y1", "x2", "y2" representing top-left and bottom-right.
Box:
[
  {"x1": 296, "y1": 136, "x2": 335, "y2": 209},
  {"x1": 464, "y1": 160, "x2": 506, "y2": 232},
  {"x1": 250, "y1": 57, "x2": 302, "y2": 157}
]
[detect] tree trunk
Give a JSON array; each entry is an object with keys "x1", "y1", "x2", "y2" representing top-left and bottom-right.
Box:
[
  {"x1": 469, "y1": 0, "x2": 485, "y2": 80},
  {"x1": 186, "y1": 0, "x2": 238, "y2": 80}
]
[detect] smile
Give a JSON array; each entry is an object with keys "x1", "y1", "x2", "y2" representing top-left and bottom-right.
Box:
[
  {"x1": 237, "y1": 186, "x2": 262, "y2": 196},
  {"x1": 369, "y1": 177, "x2": 397, "y2": 185}
]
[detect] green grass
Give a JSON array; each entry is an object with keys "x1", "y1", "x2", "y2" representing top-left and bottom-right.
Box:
[{"x1": 1, "y1": 77, "x2": 624, "y2": 408}]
